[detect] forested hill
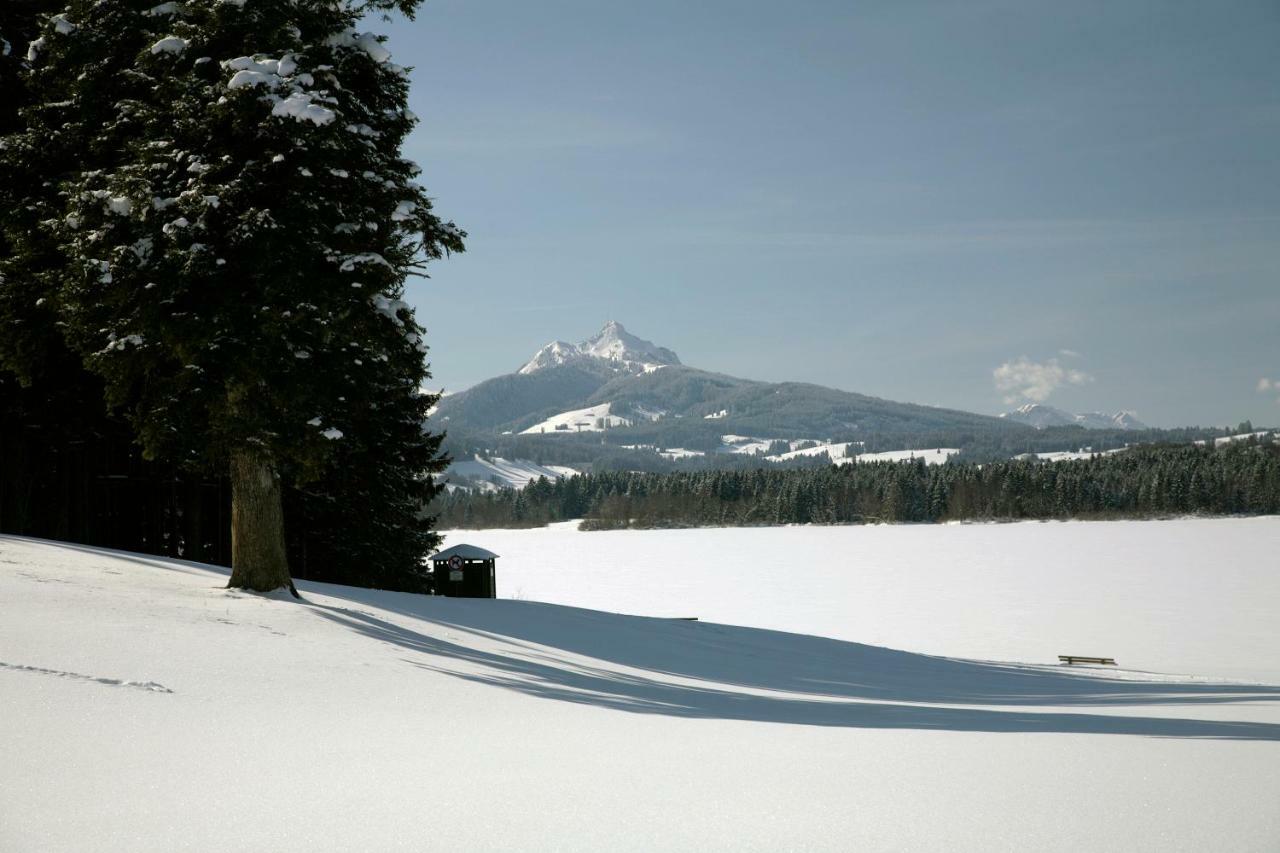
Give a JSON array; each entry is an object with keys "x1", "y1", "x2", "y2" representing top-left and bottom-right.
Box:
[
  {"x1": 434, "y1": 439, "x2": 1280, "y2": 530},
  {"x1": 433, "y1": 322, "x2": 1029, "y2": 459}
]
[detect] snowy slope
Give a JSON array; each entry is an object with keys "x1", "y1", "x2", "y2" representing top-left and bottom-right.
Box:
[
  {"x1": 767, "y1": 440, "x2": 861, "y2": 462},
  {"x1": 519, "y1": 402, "x2": 630, "y2": 434},
  {"x1": 847, "y1": 447, "x2": 958, "y2": 464},
  {"x1": 444, "y1": 455, "x2": 578, "y2": 490},
  {"x1": 1195, "y1": 430, "x2": 1280, "y2": 447},
  {"x1": 4, "y1": 520, "x2": 1279, "y2": 852},
  {"x1": 1000, "y1": 403, "x2": 1147, "y2": 430},
  {"x1": 1019, "y1": 447, "x2": 1130, "y2": 462}
]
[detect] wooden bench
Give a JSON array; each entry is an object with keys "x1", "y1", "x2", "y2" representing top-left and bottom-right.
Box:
[{"x1": 1059, "y1": 655, "x2": 1117, "y2": 666}]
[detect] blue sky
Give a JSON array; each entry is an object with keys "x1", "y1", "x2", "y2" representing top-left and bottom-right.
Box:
[{"x1": 380, "y1": 0, "x2": 1280, "y2": 427}]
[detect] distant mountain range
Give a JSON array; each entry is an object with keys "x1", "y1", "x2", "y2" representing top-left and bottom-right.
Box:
[
  {"x1": 999, "y1": 403, "x2": 1146, "y2": 431},
  {"x1": 434, "y1": 322, "x2": 1025, "y2": 453}
]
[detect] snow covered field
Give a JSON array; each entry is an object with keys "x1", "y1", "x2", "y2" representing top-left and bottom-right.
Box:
[{"x1": 3, "y1": 518, "x2": 1279, "y2": 851}]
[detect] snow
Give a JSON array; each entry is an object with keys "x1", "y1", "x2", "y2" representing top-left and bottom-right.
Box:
[
  {"x1": 149, "y1": 36, "x2": 188, "y2": 55},
  {"x1": 631, "y1": 404, "x2": 666, "y2": 422},
  {"x1": 227, "y1": 68, "x2": 274, "y2": 90},
  {"x1": 320, "y1": 428, "x2": 343, "y2": 440},
  {"x1": 519, "y1": 322, "x2": 680, "y2": 375},
  {"x1": 325, "y1": 29, "x2": 392, "y2": 64},
  {"x1": 1001, "y1": 404, "x2": 1148, "y2": 431},
  {"x1": 1022, "y1": 447, "x2": 1129, "y2": 462},
  {"x1": 849, "y1": 447, "x2": 958, "y2": 464},
  {"x1": 2, "y1": 516, "x2": 1278, "y2": 851},
  {"x1": 445, "y1": 455, "x2": 579, "y2": 491},
  {"x1": 520, "y1": 402, "x2": 631, "y2": 434},
  {"x1": 621, "y1": 445, "x2": 706, "y2": 460},
  {"x1": 51, "y1": 14, "x2": 76, "y2": 35},
  {"x1": 371, "y1": 294, "x2": 408, "y2": 325},
  {"x1": 104, "y1": 196, "x2": 133, "y2": 216},
  {"x1": 338, "y1": 253, "x2": 392, "y2": 272},
  {"x1": 768, "y1": 440, "x2": 861, "y2": 462},
  {"x1": 1195, "y1": 430, "x2": 1278, "y2": 447},
  {"x1": 703, "y1": 408, "x2": 728, "y2": 419},
  {"x1": 270, "y1": 92, "x2": 336, "y2": 126},
  {"x1": 144, "y1": 3, "x2": 180, "y2": 16},
  {"x1": 717, "y1": 434, "x2": 779, "y2": 455}
]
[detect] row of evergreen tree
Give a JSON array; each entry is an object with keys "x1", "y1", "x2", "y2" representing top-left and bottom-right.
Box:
[
  {"x1": 1, "y1": 0, "x2": 459, "y2": 592},
  {"x1": 434, "y1": 439, "x2": 1280, "y2": 529}
]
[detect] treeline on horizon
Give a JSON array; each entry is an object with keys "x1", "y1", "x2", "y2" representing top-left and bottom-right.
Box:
[
  {"x1": 440, "y1": 421, "x2": 1244, "y2": 476},
  {"x1": 433, "y1": 439, "x2": 1280, "y2": 530}
]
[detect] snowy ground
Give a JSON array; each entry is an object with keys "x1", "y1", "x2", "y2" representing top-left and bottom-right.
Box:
[
  {"x1": 848, "y1": 446, "x2": 957, "y2": 464},
  {"x1": 3, "y1": 518, "x2": 1279, "y2": 851}
]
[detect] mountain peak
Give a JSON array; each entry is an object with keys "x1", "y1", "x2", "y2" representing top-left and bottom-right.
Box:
[
  {"x1": 519, "y1": 323, "x2": 681, "y2": 375},
  {"x1": 1001, "y1": 403, "x2": 1146, "y2": 431}
]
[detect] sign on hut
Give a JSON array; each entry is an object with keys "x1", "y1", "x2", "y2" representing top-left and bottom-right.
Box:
[{"x1": 430, "y1": 544, "x2": 499, "y2": 598}]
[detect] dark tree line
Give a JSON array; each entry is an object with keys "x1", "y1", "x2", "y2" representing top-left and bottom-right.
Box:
[{"x1": 434, "y1": 440, "x2": 1280, "y2": 530}]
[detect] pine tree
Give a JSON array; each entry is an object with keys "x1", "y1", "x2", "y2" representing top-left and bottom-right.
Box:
[{"x1": 8, "y1": 0, "x2": 462, "y2": 593}]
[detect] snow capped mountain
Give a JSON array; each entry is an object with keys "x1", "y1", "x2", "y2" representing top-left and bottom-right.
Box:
[
  {"x1": 518, "y1": 340, "x2": 582, "y2": 374},
  {"x1": 1000, "y1": 403, "x2": 1146, "y2": 431},
  {"x1": 435, "y1": 321, "x2": 1028, "y2": 460},
  {"x1": 519, "y1": 321, "x2": 681, "y2": 375},
  {"x1": 1076, "y1": 410, "x2": 1147, "y2": 430}
]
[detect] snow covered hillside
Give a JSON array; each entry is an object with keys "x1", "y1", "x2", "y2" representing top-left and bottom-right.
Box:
[
  {"x1": 761, "y1": 440, "x2": 957, "y2": 465},
  {"x1": 444, "y1": 455, "x2": 578, "y2": 491},
  {"x1": 519, "y1": 401, "x2": 631, "y2": 434},
  {"x1": 4, "y1": 519, "x2": 1279, "y2": 851},
  {"x1": 1196, "y1": 430, "x2": 1280, "y2": 447}
]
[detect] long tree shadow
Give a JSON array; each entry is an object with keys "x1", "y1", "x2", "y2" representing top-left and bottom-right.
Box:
[
  {"x1": 17, "y1": 535, "x2": 1280, "y2": 738},
  {"x1": 307, "y1": 599, "x2": 1280, "y2": 740}
]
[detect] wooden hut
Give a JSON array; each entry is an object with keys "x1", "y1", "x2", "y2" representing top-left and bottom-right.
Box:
[{"x1": 430, "y1": 544, "x2": 499, "y2": 598}]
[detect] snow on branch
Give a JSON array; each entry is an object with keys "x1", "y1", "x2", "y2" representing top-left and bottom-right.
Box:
[
  {"x1": 339, "y1": 253, "x2": 394, "y2": 272},
  {"x1": 325, "y1": 29, "x2": 392, "y2": 64},
  {"x1": 150, "y1": 36, "x2": 189, "y2": 55}
]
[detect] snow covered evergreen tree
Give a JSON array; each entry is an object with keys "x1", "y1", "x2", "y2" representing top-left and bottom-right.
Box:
[
  {"x1": 6, "y1": 0, "x2": 462, "y2": 593},
  {"x1": 0, "y1": 1, "x2": 68, "y2": 382}
]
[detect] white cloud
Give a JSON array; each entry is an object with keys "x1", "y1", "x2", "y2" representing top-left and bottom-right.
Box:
[
  {"x1": 993, "y1": 356, "x2": 1093, "y2": 404},
  {"x1": 1259, "y1": 377, "x2": 1280, "y2": 405}
]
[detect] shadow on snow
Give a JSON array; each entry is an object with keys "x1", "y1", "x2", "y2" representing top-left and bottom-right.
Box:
[
  {"x1": 308, "y1": 598, "x2": 1280, "y2": 740},
  {"x1": 11, "y1": 535, "x2": 1280, "y2": 739}
]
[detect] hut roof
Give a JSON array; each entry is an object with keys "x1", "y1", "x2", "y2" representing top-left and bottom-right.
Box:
[{"x1": 432, "y1": 544, "x2": 500, "y2": 561}]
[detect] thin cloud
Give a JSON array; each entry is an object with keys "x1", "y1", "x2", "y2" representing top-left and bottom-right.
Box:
[
  {"x1": 994, "y1": 356, "x2": 1093, "y2": 405},
  {"x1": 1058, "y1": 348, "x2": 1082, "y2": 358},
  {"x1": 1258, "y1": 377, "x2": 1280, "y2": 404}
]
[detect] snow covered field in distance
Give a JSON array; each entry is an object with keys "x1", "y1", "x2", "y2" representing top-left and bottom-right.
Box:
[{"x1": 3, "y1": 517, "x2": 1279, "y2": 851}]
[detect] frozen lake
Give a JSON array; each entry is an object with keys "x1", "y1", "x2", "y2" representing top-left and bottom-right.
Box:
[{"x1": 463, "y1": 516, "x2": 1280, "y2": 683}]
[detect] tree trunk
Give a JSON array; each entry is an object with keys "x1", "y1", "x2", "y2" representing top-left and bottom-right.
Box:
[{"x1": 227, "y1": 446, "x2": 296, "y2": 596}]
